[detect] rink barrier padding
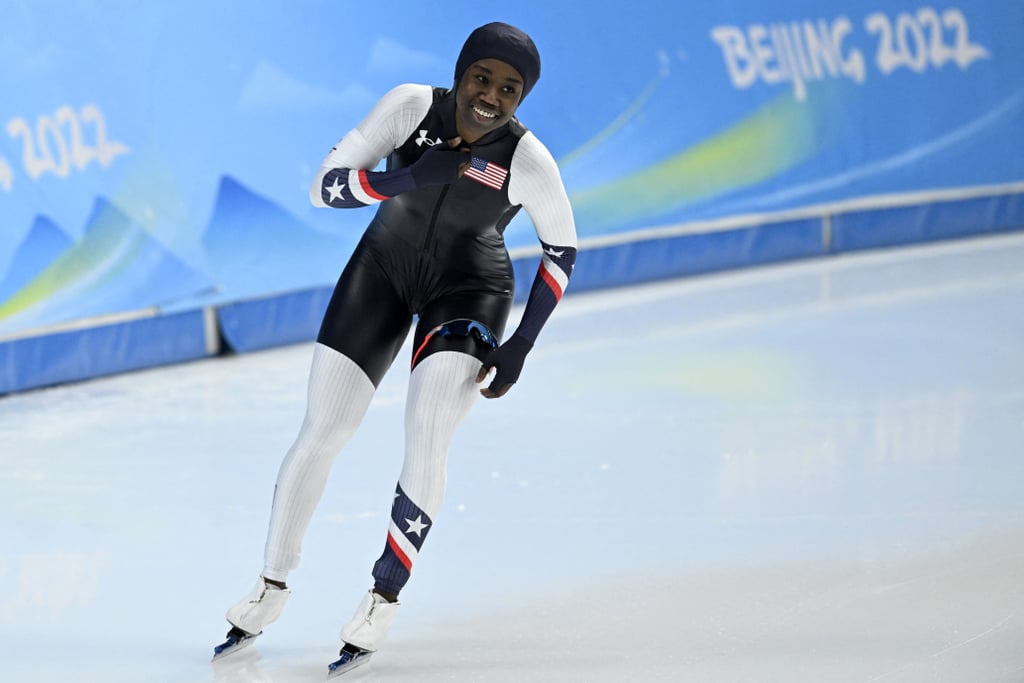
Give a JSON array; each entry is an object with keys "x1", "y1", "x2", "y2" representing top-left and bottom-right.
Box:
[
  {"x1": 2, "y1": 188, "x2": 1022, "y2": 393},
  {"x1": 216, "y1": 286, "x2": 334, "y2": 353},
  {"x1": 0, "y1": 308, "x2": 215, "y2": 395},
  {"x1": 829, "y1": 192, "x2": 1024, "y2": 253},
  {"x1": 544, "y1": 217, "x2": 825, "y2": 298}
]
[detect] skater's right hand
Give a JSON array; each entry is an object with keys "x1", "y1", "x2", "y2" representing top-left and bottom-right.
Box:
[{"x1": 410, "y1": 137, "x2": 470, "y2": 188}]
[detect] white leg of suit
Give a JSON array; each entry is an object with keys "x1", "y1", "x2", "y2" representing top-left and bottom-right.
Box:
[
  {"x1": 401, "y1": 350, "x2": 481, "y2": 517},
  {"x1": 262, "y1": 343, "x2": 376, "y2": 582},
  {"x1": 368, "y1": 350, "x2": 481, "y2": 598}
]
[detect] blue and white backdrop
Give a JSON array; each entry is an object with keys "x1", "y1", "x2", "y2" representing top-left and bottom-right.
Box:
[{"x1": 0, "y1": 0, "x2": 1021, "y2": 335}]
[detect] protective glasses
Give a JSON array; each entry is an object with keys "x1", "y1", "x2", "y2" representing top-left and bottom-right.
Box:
[{"x1": 412, "y1": 318, "x2": 498, "y2": 368}]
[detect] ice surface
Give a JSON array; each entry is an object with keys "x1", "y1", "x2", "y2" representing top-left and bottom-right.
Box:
[{"x1": 2, "y1": 233, "x2": 1023, "y2": 682}]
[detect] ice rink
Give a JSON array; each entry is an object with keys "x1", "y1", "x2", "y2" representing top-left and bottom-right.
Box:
[{"x1": 3, "y1": 232, "x2": 1023, "y2": 682}]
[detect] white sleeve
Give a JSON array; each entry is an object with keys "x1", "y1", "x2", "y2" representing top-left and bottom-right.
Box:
[
  {"x1": 506, "y1": 132, "x2": 578, "y2": 249},
  {"x1": 309, "y1": 83, "x2": 433, "y2": 207}
]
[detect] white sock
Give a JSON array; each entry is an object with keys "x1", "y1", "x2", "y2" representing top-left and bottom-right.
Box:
[
  {"x1": 340, "y1": 589, "x2": 400, "y2": 651},
  {"x1": 226, "y1": 577, "x2": 292, "y2": 634},
  {"x1": 262, "y1": 343, "x2": 375, "y2": 581}
]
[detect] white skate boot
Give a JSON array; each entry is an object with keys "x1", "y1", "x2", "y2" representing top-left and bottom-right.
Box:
[
  {"x1": 213, "y1": 577, "x2": 291, "y2": 660},
  {"x1": 327, "y1": 590, "x2": 400, "y2": 678}
]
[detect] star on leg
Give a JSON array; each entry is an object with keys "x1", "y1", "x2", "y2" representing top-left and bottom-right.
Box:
[{"x1": 405, "y1": 515, "x2": 429, "y2": 537}]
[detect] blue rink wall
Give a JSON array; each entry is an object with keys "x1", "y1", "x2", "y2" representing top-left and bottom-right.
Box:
[
  {"x1": 1, "y1": 0, "x2": 1022, "y2": 393},
  {"x1": 2, "y1": 186, "x2": 1022, "y2": 394}
]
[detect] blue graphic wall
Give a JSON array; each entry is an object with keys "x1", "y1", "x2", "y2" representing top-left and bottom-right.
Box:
[{"x1": 0, "y1": 1, "x2": 1022, "y2": 373}]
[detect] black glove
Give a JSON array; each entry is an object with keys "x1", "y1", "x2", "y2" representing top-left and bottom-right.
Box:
[
  {"x1": 475, "y1": 334, "x2": 533, "y2": 398},
  {"x1": 410, "y1": 138, "x2": 470, "y2": 188}
]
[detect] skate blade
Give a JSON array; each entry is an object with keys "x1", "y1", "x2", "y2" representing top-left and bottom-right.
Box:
[
  {"x1": 212, "y1": 631, "x2": 260, "y2": 661},
  {"x1": 326, "y1": 650, "x2": 372, "y2": 678}
]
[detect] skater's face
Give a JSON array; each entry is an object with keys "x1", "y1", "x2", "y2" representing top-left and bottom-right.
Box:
[{"x1": 455, "y1": 59, "x2": 523, "y2": 143}]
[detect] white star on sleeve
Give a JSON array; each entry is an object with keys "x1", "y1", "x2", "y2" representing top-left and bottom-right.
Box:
[
  {"x1": 405, "y1": 515, "x2": 429, "y2": 537},
  {"x1": 326, "y1": 176, "x2": 346, "y2": 203}
]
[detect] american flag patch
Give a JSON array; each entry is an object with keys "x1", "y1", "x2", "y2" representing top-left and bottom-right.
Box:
[{"x1": 464, "y1": 157, "x2": 508, "y2": 190}]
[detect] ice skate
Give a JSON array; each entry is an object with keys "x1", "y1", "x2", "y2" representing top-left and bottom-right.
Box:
[
  {"x1": 326, "y1": 642, "x2": 373, "y2": 678},
  {"x1": 212, "y1": 626, "x2": 260, "y2": 660},
  {"x1": 326, "y1": 590, "x2": 400, "y2": 677},
  {"x1": 213, "y1": 577, "x2": 291, "y2": 660}
]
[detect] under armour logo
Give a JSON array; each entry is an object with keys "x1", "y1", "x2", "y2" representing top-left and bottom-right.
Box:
[{"x1": 415, "y1": 130, "x2": 442, "y2": 147}]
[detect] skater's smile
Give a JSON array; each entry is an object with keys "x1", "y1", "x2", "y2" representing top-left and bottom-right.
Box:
[{"x1": 455, "y1": 59, "x2": 522, "y2": 142}]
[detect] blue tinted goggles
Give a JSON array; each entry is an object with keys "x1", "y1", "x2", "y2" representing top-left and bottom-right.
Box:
[{"x1": 412, "y1": 318, "x2": 498, "y2": 368}]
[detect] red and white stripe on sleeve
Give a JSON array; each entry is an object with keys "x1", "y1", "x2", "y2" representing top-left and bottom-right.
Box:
[
  {"x1": 507, "y1": 132, "x2": 578, "y2": 344},
  {"x1": 310, "y1": 84, "x2": 433, "y2": 209}
]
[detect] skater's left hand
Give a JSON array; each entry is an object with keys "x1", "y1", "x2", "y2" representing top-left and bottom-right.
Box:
[{"x1": 476, "y1": 334, "x2": 533, "y2": 398}]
